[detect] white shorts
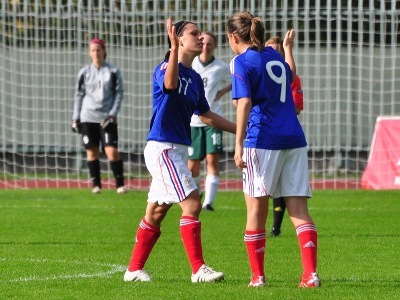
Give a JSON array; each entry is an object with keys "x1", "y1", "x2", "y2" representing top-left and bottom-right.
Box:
[
  {"x1": 242, "y1": 147, "x2": 312, "y2": 198},
  {"x1": 144, "y1": 141, "x2": 197, "y2": 205}
]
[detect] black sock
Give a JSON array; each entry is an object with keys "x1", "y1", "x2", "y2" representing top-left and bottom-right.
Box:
[
  {"x1": 111, "y1": 159, "x2": 124, "y2": 188},
  {"x1": 87, "y1": 159, "x2": 101, "y2": 188},
  {"x1": 272, "y1": 197, "x2": 286, "y2": 230}
]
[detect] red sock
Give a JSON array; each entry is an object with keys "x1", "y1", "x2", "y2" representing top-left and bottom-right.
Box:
[
  {"x1": 244, "y1": 230, "x2": 266, "y2": 279},
  {"x1": 296, "y1": 223, "x2": 318, "y2": 277},
  {"x1": 180, "y1": 216, "x2": 205, "y2": 274},
  {"x1": 127, "y1": 218, "x2": 161, "y2": 272}
]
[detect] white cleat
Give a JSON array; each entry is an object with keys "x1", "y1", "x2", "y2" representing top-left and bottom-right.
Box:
[
  {"x1": 299, "y1": 272, "x2": 321, "y2": 288},
  {"x1": 248, "y1": 275, "x2": 266, "y2": 288},
  {"x1": 117, "y1": 186, "x2": 127, "y2": 194},
  {"x1": 191, "y1": 264, "x2": 224, "y2": 283},
  {"x1": 92, "y1": 186, "x2": 101, "y2": 194},
  {"x1": 124, "y1": 269, "x2": 152, "y2": 282}
]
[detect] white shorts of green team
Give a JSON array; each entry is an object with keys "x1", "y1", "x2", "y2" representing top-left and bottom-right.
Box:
[
  {"x1": 242, "y1": 147, "x2": 312, "y2": 199},
  {"x1": 144, "y1": 141, "x2": 198, "y2": 205}
]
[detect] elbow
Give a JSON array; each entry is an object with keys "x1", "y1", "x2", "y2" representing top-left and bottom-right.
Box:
[
  {"x1": 198, "y1": 112, "x2": 212, "y2": 126},
  {"x1": 198, "y1": 115, "x2": 206, "y2": 124},
  {"x1": 164, "y1": 81, "x2": 178, "y2": 90},
  {"x1": 164, "y1": 83, "x2": 177, "y2": 90}
]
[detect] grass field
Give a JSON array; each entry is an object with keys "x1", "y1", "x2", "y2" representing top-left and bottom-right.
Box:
[{"x1": 0, "y1": 189, "x2": 399, "y2": 299}]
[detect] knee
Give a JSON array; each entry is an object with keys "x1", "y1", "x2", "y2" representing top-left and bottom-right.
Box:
[
  {"x1": 86, "y1": 148, "x2": 100, "y2": 160},
  {"x1": 187, "y1": 201, "x2": 202, "y2": 218},
  {"x1": 109, "y1": 153, "x2": 121, "y2": 162},
  {"x1": 146, "y1": 211, "x2": 165, "y2": 227},
  {"x1": 105, "y1": 147, "x2": 120, "y2": 161},
  {"x1": 145, "y1": 206, "x2": 170, "y2": 226},
  {"x1": 181, "y1": 199, "x2": 202, "y2": 219},
  {"x1": 193, "y1": 201, "x2": 202, "y2": 215}
]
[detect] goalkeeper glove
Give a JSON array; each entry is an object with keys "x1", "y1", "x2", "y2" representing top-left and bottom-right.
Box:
[
  {"x1": 71, "y1": 120, "x2": 81, "y2": 133},
  {"x1": 101, "y1": 116, "x2": 115, "y2": 130}
]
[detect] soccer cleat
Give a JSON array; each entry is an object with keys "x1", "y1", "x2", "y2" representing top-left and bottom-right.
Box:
[
  {"x1": 248, "y1": 275, "x2": 266, "y2": 288},
  {"x1": 92, "y1": 186, "x2": 101, "y2": 194},
  {"x1": 117, "y1": 186, "x2": 127, "y2": 194},
  {"x1": 191, "y1": 264, "x2": 224, "y2": 283},
  {"x1": 202, "y1": 204, "x2": 214, "y2": 212},
  {"x1": 269, "y1": 227, "x2": 281, "y2": 237},
  {"x1": 298, "y1": 272, "x2": 321, "y2": 288},
  {"x1": 123, "y1": 269, "x2": 152, "y2": 282}
]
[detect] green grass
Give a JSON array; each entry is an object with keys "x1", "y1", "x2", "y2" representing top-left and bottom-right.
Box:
[{"x1": 0, "y1": 189, "x2": 399, "y2": 299}]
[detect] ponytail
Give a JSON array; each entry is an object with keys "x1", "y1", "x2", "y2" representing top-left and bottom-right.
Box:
[
  {"x1": 226, "y1": 12, "x2": 265, "y2": 51},
  {"x1": 249, "y1": 17, "x2": 265, "y2": 50},
  {"x1": 164, "y1": 50, "x2": 171, "y2": 61}
]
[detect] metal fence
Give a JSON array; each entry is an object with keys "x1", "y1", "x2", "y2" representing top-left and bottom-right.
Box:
[{"x1": 0, "y1": 0, "x2": 399, "y2": 184}]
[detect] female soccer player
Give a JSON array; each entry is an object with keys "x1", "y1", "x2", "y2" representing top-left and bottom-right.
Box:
[
  {"x1": 72, "y1": 38, "x2": 126, "y2": 194},
  {"x1": 227, "y1": 12, "x2": 320, "y2": 288},
  {"x1": 189, "y1": 31, "x2": 232, "y2": 212},
  {"x1": 265, "y1": 36, "x2": 305, "y2": 237},
  {"x1": 124, "y1": 19, "x2": 236, "y2": 283}
]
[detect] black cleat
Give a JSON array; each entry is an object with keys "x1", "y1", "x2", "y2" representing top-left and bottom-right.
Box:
[
  {"x1": 270, "y1": 227, "x2": 281, "y2": 237},
  {"x1": 202, "y1": 204, "x2": 215, "y2": 212}
]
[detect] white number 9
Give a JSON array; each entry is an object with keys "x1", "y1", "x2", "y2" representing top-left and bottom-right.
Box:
[{"x1": 266, "y1": 61, "x2": 286, "y2": 103}]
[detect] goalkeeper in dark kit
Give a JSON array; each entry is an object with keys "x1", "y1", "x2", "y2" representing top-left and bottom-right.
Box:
[{"x1": 72, "y1": 38, "x2": 126, "y2": 194}]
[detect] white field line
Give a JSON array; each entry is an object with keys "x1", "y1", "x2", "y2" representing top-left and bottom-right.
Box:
[{"x1": 0, "y1": 258, "x2": 126, "y2": 282}]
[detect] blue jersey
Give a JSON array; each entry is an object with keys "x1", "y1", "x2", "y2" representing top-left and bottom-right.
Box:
[
  {"x1": 231, "y1": 47, "x2": 307, "y2": 150},
  {"x1": 147, "y1": 61, "x2": 210, "y2": 145}
]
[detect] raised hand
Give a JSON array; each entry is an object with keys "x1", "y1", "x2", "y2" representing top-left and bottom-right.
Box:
[
  {"x1": 166, "y1": 18, "x2": 179, "y2": 50},
  {"x1": 283, "y1": 29, "x2": 296, "y2": 51}
]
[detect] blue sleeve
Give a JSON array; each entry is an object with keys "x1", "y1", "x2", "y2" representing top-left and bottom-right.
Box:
[
  {"x1": 153, "y1": 63, "x2": 167, "y2": 92},
  {"x1": 231, "y1": 57, "x2": 251, "y2": 100}
]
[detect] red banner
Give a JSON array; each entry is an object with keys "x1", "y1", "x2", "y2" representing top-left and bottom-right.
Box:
[{"x1": 361, "y1": 116, "x2": 400, "y2": 189}]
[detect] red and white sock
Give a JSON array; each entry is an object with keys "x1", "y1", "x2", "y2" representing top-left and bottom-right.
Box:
[
  {"x1": 180, "y1": 216, "x2": 205, "y2": 274},
  {"x1": 244, "y1": 230, "x2": 266, "y2": 279},
  {"x1": 296, "y1": 223, "x2": 318, "y2": 277},
  {"x1": 127, "y1": 218, "x2": 161, "y2": 272}
]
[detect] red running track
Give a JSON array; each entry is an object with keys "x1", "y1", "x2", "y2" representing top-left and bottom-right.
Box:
[{"x1": 0, "y1": 178, "x2": 361, "y2": 190}]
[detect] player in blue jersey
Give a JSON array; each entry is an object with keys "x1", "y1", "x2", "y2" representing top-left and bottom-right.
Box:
[
  {"x1": 227, "y1": 12, "x2": 320, "y2": 288},
  {"x1": 124, "y1": 18, "x2": 236, "y2": 283}
]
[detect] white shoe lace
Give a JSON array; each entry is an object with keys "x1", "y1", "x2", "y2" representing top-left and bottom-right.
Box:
[
  {"x1": 192, "y1": 265, "x2": 223, "y2": 282},
  {"x1": 124, "y1": 269, "x2": 152, "y2": 282}
]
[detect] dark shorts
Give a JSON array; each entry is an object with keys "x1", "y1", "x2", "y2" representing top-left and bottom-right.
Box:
[
  {"x1": 80, "y1": 122, "x2": 119, "y2": 149},
  {"x1": 188, "y1": 126, "x2": 223, "y2": 160}
]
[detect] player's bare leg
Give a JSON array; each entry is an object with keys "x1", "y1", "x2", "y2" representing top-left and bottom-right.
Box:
[{"x1": 188, "y1": 159, "x2": 202, "y2": 197}]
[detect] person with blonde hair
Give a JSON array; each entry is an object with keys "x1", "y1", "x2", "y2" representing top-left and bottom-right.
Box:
[{"x1": 226, "y1": 11, "x2": 320, "y2": 288}]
